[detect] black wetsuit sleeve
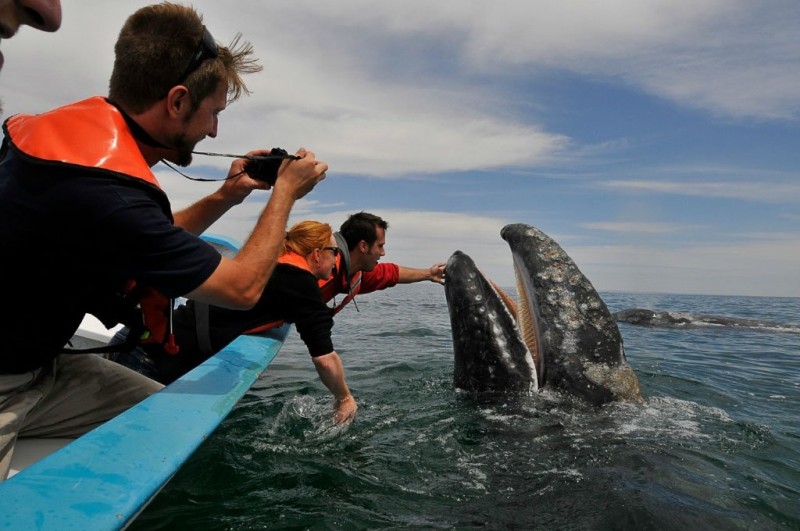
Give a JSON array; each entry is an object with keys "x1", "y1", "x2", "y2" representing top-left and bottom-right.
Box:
[
  {"x1": 195, "y1": 265, "x2": 334, "y2": 357},
  {"x1": 279, "y1": 268, "x2": 335, "y2": 357}
]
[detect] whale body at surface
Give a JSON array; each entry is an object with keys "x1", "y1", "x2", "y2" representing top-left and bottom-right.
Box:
[{"x1": 444, "y1": 223, "x2": 643, "y2": 405}]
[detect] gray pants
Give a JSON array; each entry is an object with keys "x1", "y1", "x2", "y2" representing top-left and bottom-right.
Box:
[{"x1": 0, "y1": 354, "x2": 163, "y2": 480}]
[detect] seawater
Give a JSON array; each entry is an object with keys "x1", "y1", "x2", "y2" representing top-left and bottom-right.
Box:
[{"x1": 130, "y1": 286, "x2": 800, "y2": 530}]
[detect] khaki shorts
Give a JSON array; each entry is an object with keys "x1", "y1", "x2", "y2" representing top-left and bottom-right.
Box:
[{"x1": 0, "y1": 354, "x2": 163, "y2": 481}]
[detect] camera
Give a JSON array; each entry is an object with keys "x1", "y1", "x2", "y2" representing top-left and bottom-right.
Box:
[{"x1": 243, "y1": 148, "x2": 296, "y2": 186}]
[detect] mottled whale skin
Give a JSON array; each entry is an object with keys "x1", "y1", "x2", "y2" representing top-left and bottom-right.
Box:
[
  {"x1": 444, "y1": 224, "x2": 642, "y2": 405},
  {"x1": 444, "y1": 251, "x2": 538, "y2": 396},
  {"x1": 501, "y1": 223, "x2": 642, "y2": 404}
]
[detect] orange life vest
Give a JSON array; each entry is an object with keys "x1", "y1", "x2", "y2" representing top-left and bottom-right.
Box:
[
  {"x1": 5, "y1": 97, "x2": 178, "y2": 354},
  {"x1": 319, "y1": 269, "x2": 362, "y2": 315}
]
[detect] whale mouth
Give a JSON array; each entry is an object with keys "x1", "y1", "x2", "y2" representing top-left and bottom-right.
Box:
[
  {"x1": 499, "y1": 223, "x2": 645, "y2": 404},
  {"x1": 471, "y1": 254, "x2": 544, "y2": 388},
  {"x1": 480, "y1": 268, "x2": 544, "y2": 388},
  {"x1": 509, "y1": 255, "x2": 545, "y2": 388}
]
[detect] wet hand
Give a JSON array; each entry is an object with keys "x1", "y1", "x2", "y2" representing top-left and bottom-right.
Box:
[{"x1": 333, "y1": 394, "x2": 358, "y2": 426}]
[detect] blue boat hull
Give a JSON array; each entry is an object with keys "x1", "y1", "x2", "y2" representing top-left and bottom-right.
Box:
[
  {"x1": 0, "y1": 233, "x2": 288, "y2": 529},
  {"x1": 0, "y1": 325, "x2": 289, "y2": 529}
]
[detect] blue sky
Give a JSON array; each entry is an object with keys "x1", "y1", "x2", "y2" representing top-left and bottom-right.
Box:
[{"x1": 3, "y1": 1, "x2": 799, "y2": 297}]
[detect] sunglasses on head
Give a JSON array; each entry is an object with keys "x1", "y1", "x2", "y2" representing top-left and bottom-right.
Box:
[{"x1": 175, "y1": 25, "x2": 218, "y2": 85}]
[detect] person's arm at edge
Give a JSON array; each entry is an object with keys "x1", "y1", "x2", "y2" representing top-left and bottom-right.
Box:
[{"x1": 312, "y1": 351, "x2": 357, "y2": 426}]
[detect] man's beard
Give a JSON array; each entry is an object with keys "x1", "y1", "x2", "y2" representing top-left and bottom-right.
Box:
[{"x1": 171, "y1": 132, "x2": 194, "y2": 167}]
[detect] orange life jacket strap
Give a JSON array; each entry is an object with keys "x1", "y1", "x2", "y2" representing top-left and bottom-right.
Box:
[{"x1": 330, "y1": 272, "x2": 362, "y2": 315}]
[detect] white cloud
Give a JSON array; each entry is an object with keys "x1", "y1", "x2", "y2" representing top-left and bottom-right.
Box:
[
  {"x1": 7, "y1": 1, "x2": 799, "y2": 180},
  {"x1": 601, "y1": 180, "x2": 800, "y2": 203},
  {"x1": 580, "y1": 222, "x2": 700, "y2": 234},
  {"x1": 569, "y1": 236, "x2": 800, "y2": 297},
  {"x1": 198, "y1": 204, "x2": 800, "y2": 297},
  {"x1": 408, "y1": 0, "x2": 800, "y2": 120},
  {"x1": 3, "y1": 1, "x2": 798, "y2": 298}
]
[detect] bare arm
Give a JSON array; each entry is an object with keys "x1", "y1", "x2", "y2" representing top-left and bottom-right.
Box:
[
  {"x1": 312, "y1": 351, "x2": 358, "y2": 426},
  {"x1": 397, "y1": 263, "x2": 446, "y2": 285},
  {"x1": 184, "y1": 149, "x2": 327, "y2": 309},
  {"x1": 174, "y1": 148, "x2": 291, "y2": 235}
]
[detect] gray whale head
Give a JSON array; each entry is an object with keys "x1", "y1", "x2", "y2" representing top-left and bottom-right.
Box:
[
  {"x1": 444, "y1": 250, "x2": 538, "y2": 396},
  {"x1": 444, "y1": 223, "x2": 643, "y2": 405}
]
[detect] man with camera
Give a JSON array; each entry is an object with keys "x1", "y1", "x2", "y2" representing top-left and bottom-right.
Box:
[{"x1": 0, "y1": 3, "x2": 326, "y2": 480}]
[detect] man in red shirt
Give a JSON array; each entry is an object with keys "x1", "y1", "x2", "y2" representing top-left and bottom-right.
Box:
[{"x1": 321, "y1": 211, "x2": 446, "y2": 316}]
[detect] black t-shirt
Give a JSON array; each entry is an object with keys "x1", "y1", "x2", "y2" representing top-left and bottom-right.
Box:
[
  {"x1": 0, "y1": 150, "x2": 220, "y2": 373},
  {"x1": 146, "y1": 262, "x2": 335, "y2": 384}
]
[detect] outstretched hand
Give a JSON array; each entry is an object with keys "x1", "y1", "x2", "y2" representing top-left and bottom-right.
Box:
[{"x1": 430, "y1": 263, "x2": 446, "y2": 285}]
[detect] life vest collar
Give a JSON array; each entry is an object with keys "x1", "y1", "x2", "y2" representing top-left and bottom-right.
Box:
[
  {"x1": 277, "y1": 251, "x2": 314, "y2": 273},
  {"x1": 333, "y1": 232, "x2": 353, "y2": 281},
  {"x1": 3, "y1": 96, "x2": 162, "y2": 189}
]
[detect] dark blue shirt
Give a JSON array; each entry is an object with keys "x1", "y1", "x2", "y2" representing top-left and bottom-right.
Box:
[{"x1": 0, "y1": 148, "x2": 220, "y2": 373}]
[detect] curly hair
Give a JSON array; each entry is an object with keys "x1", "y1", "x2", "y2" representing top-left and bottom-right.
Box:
[{"x1": 108, "y1": 2, "x2": 262, "y2": 113}]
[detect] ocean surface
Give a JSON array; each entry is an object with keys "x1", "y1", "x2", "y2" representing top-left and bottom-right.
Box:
[{"x1": 130, "y1": 286, "x2": 800, "y2": 530}]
